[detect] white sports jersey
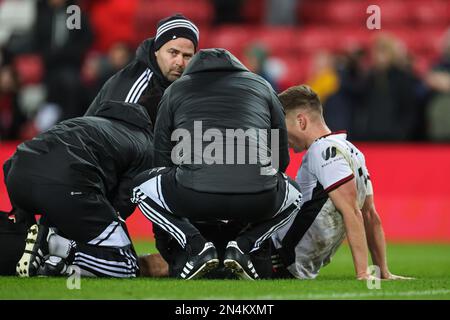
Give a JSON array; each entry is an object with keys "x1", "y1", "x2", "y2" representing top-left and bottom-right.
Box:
[{"x1": 272, "y1": 131, "x2": 373, "y2": 279}]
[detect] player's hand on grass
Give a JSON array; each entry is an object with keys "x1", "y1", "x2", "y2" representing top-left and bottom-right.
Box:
[
  {"x1": 381, "y1": 272, "x2": 415, "y2": 280},
  {"x1": 356, "y1": 273, "x2": 380, "y2": 281}
]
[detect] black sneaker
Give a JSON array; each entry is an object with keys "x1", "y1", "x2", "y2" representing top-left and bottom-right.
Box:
[
  {"x1": 224, "y1": 241, "x2": 259, "y2": 280},
  {"x1": 16, "y1": 224, "x2": 49, "y2": 277},
  {"x1": 38, "y1": 256, "x2": 69, "y2": 277},
  {"x1": 179, "y1": 242, "x2": 219, "y2": 280}
]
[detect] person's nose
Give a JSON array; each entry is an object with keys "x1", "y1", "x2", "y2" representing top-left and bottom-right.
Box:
[
  {"x1": 175, "y1": 54, "x2": 183, "y2": 67},
  {"x1": 175, "y1": 54, "x2": 184, "y2": 68}
]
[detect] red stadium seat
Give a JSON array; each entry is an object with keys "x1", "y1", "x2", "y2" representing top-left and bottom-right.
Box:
[
  {"x1": 207, "y1": 25, "x2": 254, "y2": 59},
  {"x1": 134, "y1": 0, "x2": 213, "y2": 46},
  {"x1": 388, "y1": 27, "x2": 448, "y2": 57},
  {"x1": 13, "y1": 54, "x2": 44, "y2": 85},
  {"x1": 242, "y1": 0, "x2": 266, "y2": 24},
  {"x1": 274, "y1": 54, "x2": 313, "y2": 91},
  {"x1": 335, "y1": 28, "x2": 374, "y2": 52},
  {"x1": 324, "y1": 0, "x2": 367, "y2": 25},
  {"x1": 371, "y1": 0, "x2": 411, "y2": 27},
  {"x1": 247, "y1": 27, "x2": 297, "y2": 55},
  {"x1": 295, "y1": 27, "x2": 337, "y2": 53},
  {"x1": 89, "y1": 0, "x2": 138, "y2": 52},
  {"x1": 135, "y1": 0, "x2": 212, "y2": 24},
  {"x1": 412, "y1": 0, "x2": 449, "y2": 26},
  {"x1": 298, "y1": 1, "x2": 328, "y2": 25}
]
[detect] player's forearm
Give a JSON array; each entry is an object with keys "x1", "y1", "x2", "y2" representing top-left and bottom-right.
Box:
[
  {"x1": 328, "y1": 182, "x2": 370, "y2": 279},
  {"x1": 343, "y1": 210, "x2": 370, "y2": 278},
  {"x1": 363, "y1": 213, "x2": 389, "y2": 275}
]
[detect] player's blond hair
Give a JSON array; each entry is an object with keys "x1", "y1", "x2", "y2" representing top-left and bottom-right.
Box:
[{"x1": 278, "y1": 85, "x2": 323, "y2": 119}]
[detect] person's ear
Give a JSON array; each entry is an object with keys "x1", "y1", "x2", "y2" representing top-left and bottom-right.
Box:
[{"x1": 297, "y1": 113, "x2": 307, "y2": 130}]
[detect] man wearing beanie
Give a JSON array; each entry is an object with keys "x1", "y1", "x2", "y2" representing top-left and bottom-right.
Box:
[
  {"x1": 81, "y1": 14, "x2": 199, "y2": 278},
  {"x1": 84, "y1": 14, "x2": 199, "y2": 126}
]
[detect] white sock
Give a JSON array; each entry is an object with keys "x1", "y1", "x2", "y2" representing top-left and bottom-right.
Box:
[{"x1": 48, "y1": 233, "x2": 75, "y2": 259}]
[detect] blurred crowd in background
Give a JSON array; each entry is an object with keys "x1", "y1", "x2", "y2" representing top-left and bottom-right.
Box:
[{"x1": 0, "y1": 0, "x2": 449, "y2": 142}]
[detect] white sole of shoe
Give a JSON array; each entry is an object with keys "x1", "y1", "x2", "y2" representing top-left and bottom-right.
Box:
[
  {"x1": 16, "y1": 224, "x2": 41, "y2": 277},
  {"x1": 224, "y1": 259, "x2": 256, "y2": 280},
  {"x1": 186, "y1": 258, "x2": 219, "y2": 280}
]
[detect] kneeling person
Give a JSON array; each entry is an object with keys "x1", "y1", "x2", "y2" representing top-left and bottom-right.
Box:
[{"x1": 4, "y1": 101, "x2": 153, "y2": 278}]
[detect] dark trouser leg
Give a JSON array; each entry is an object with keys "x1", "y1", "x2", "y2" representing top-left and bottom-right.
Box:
[
  {"x1": 4, "y1": 158, "x2": 37, "y2": 226},
  {"x1": 236, "y1": 175, "x2": 302, "y2": 253},
  {"x1": 132, "y1": 168, "x2": 206, "y2": 254},
  {"x1": 8, "y1": 171, "x2": 138, "y2": 277},
  {"x1": 5, "y1": 157, "x2": 138, "y2": 278},
  {"x1": 72, "y1": 243, "x2": 138, "y2": 278},
  {"x1": 236, "y1": 202, "x2": 301, "y2": 253},
  {"x1": 41, "y1": 188, "x2": 138, "y2": 278}
]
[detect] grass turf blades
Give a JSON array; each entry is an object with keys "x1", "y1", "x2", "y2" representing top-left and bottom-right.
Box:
[{"x1": 0, "y1": 243, "x2": 448, "y2": 300}]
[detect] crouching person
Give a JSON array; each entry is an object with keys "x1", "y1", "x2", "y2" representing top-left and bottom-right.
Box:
[
  {"x1": 132, "y1": 49, "x2": 302, "y2": 280},
  {"x1": 4, "y1": 101, "x2": 154, "y2": 277}
]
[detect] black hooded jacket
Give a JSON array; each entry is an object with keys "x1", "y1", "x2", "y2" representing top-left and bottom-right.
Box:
[
  {"x1": 84, "y1": 38, "x2": 170, "y2": 127},
  {"x1": 154, "y1": 49, "x2": 289, "y2": 194},
  {"x1": 6, "y1": 101, "x2": 154, "y2": 219}
]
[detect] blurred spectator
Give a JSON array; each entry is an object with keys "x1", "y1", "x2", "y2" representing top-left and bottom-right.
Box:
[
  {"x1": 323, "y1": 48, "x2": 367, "y2": 136},
  {"x1": 265, "y1": 0, "x2": 298, "y2": 26},
  {"x1": 34, "y1": 0, "x2": 93, "y2": 122},
  {"x1": 0, "y1": 0, "x2": 36, "y2": 49},
  {"x1": 425, "y1": 29, "x2": 450, "y2": 141},
  {"x1": 358, "y1": 35, "x2": 419, "y2": 141},
  {"x1": 306, "y1": 51, "x2": 339, "y2": 103},
  {"x1": 243, "y1": 43, "x2": 279, "y2": 91},
  {"x1": 213, "y1": 0, "x2": 244, "y2": 25},
  {"x1": 101, "y1": 42, "x2": 133, "y2": 83},
  {"x1": 81, "y1": 41, "x2": 133, "y2": 108},
  {"x1": 0, "y1": 46, "x2": 13, "y2": 67},
  {"x1": 0, "y1": 64, "x2": 27, "y2": 140}
]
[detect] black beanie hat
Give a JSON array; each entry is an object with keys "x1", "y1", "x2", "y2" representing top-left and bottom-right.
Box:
[{"x1": 154, "y1": 14, "x2": 199, "y2": 51}]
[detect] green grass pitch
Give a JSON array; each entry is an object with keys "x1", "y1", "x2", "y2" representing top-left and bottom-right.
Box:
[{"x1": 0, "y1": 242, "x2": 449, "y2": 300}]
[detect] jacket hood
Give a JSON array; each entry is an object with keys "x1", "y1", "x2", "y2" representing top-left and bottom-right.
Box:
[
  {"x1": 93, "y1": 101, "x2": 153, "y2": 129},
  {"x1": 135, "y1": 37, "x2": 171, "y2": 88},
  {"x1": 183, "y1": 48, "x2": 249, "y2": 75}
]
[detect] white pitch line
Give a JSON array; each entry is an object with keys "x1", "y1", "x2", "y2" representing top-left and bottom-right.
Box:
[
  {"x1": 254, "y1": 289, "x2": 450, "y2": 300},
  {"x1": 146, "y1": 289, "x2": 450, "y2": 300}
]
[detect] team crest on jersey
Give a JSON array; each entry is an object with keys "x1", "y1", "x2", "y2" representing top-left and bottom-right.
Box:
[{"x1": 321, "y1": 146, "x2": 337, "y2": 161}]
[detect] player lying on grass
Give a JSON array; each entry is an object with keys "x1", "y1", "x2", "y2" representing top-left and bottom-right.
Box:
[
  {"x1": 4, "y1": 101, "x2": 153, "y2": 278},
  {"x1": 270, "y1": 85, "x2": 412, "y2": 280}
]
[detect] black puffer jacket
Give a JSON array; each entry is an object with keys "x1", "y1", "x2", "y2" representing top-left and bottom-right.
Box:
[
  {"x1": 5, "y1": 101, "x2": 154, "y2": 219},
  {"x1": 84, "y1": 38, "x2": 171, "y2": 127},
  {"x1": 154, "y1": 48, "x2": 289, "y2": 193}
]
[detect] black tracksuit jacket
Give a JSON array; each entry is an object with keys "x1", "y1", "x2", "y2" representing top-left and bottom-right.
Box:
[
  {"x1": 154, "y1": 48, "x2": 290, "y2": 194},
  {"x1": 84, "y1": 38, "x2": 171, "y2": 127},
  {"x1": 4, "y1": 101, "x2": 154, "y2": 219}
]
